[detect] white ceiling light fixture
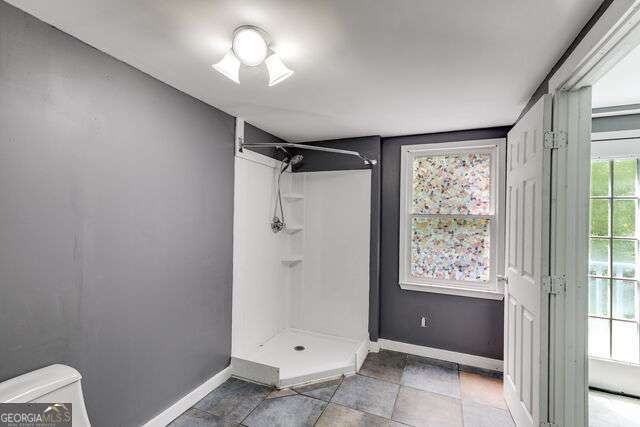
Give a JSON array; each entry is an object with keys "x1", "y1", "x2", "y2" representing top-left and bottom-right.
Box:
[
  {"x1": 212, "y1": 50, "x2": 240, "y2": 83},
  {"x1": 212, "y1": 25, "x2": 293, "y2": 86},
  {"x1": 232, "y1": 26, "x2": 268, "y2": 66},
  {"x1": 265, "y1": 52, "x2": 294, "y2": 87}
]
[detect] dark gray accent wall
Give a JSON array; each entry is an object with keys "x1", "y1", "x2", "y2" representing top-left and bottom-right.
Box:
[
  {"x1": 593, "y1": 113, "x2": 640, "y2": 133},
  {"x1": 518, "y1": 0, "x2": 614, "y2": 120},
  {"x1": 243, "y1": 122, "x2": 287, "y2": 160},
  {"x1": 380, "y1": 127, "x2": 510, "y2": 360},
  {"x1": 0, "y1": 2, "x2": 234, "y2": 426},
  {"x1": 296, "y1": 129, "x2": 509, "y2": 358},
  {"x1": 292, "y1": 137, "x2": 382, "y2": 341}
]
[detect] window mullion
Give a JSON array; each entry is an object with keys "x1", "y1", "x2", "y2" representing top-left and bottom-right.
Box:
[{"x1": 609, "y1": 159, "x2": 614, "y2": 359}]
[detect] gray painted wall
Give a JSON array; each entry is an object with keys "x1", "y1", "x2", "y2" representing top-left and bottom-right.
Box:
[
  {"x1": 0, "y1": 2, "x2": 234, "y2": 426},
  {"x1": 295, "y1": 129, "x2": 508, "y2": 359},
  {"x1": 243, "y1": 122, "x2": 287, "y2": 160},
  {"x1": 380, "y1": 128, "x2": 510, "y2": 360},
  {"x1": 291, "y1": 136, "x2": 382, "y2": 340}
]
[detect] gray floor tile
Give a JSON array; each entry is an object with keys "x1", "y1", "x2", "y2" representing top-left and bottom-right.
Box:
[
  {"x1": 392, "y1": 386, "x2": 463, "y2": 427},
  {"x1": 293, "y1": 378, "x2": 342, "y2": 401},
  {"x1": 459, "y1": 371, "x2": 506, "y2": 410},
  {"x1": 407, "y1": 354, "x2": 458, "y2": 370},
  {"x1": 331, "y1": 374, "x2": 400, "y2": 418},
  {"x1": 401, "y1": 356, "x2": 461, "y2": 398},
  {"x1": 242, "y1": 394, "x2": 326, "y2": 427},
  {"x1": 462, "y1": 401, "x2": 514, "y2": 427},
  {"x1": 169, "y1": 408, "x2": 227, "y2": 427},
  {"x1": 458, "y1": 364, "x2": 503, "y2": 379},
  {"x1": 589, "y1": 390, "x2": 640, "y2": 427},
  {"x1": 315, "y1": 403, "x2": 404, "y2": 427},
  {"x1": 267, "y1": 388, "x2": 298, "y2": 399},
  {"x1": 193, "y1": 378, "x2": 271, "y2": 424},
  {"x1": 359, "y1": 350, "x2": 407, "y2": 383}
]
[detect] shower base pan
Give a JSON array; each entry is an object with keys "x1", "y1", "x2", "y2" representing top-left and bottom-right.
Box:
[{"x1": 232, "y1": 329, "x2": 369, "y2": 388}]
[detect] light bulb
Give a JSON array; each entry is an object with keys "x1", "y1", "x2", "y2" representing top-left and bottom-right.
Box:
[{"x1": 232, "y1": 27, "x2": 268, "y2": 66}]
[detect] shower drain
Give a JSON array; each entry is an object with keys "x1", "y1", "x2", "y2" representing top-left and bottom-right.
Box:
[{"x1": 293, "y1": 345, "x2": 305, "y2": 351}]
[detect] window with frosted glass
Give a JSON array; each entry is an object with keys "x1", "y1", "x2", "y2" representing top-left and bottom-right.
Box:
[
  {"x1": 588, "y1": 158, "x2": 640, "y2": 364},
  {"x1": 409, "y1": 151, "x2": 493, "y2": 284},
  {"x1": 411, "y1": 217, "x2": 490, "y2": 282},
  {"x1": 412, "y1": 153, "x2": 492, "y2": 215}
]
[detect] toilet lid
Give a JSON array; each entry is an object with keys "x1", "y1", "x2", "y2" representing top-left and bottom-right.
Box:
[{"x1": 0, "y1": 364, "x2": 82, "y2": 403}]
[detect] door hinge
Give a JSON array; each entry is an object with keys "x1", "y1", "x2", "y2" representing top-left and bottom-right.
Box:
[
  {"x1": 543, "y1": 275, "x2": 566, "y2": 295},
  {"x1": 543, "y1": 130, "x2": 567, "y2": 150}
]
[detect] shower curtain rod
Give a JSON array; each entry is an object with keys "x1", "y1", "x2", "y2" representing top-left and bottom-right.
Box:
[{"x1": 240, "y1": 142, "x2": 377, "y2": 165}]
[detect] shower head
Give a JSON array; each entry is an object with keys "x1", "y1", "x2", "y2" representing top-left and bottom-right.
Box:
[
  {"x1": 289, "y1": 154, "x2": 304, "y2": 166},
  {"x1": 278, "y1": 154, "x2": 303, "y2": 174}
]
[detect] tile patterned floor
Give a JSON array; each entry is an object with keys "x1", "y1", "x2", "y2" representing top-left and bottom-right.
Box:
[{"x1": 169, "y1": 350, "x2": 515, "y2": 426}]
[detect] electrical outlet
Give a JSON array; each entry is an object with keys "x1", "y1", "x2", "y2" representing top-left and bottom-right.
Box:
[{"x1": 420, "y1": 316, "x2": 428, "y2": 327}]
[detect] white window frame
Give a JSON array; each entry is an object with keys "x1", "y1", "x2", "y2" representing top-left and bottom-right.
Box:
[
  {"x1": 588, "y1": 135, "x2": 640, "y2": 374},
  {"x1": 399, "y1": 138, "x2": 506, "y2": 300}
]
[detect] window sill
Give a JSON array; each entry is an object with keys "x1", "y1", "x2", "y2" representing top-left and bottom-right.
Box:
[
  {"x1": 589, "y1": 356, "x2": 640, "y2": 368},
  {"x1": 399, "y1": 281, "x2": 504, "y2": 300}
]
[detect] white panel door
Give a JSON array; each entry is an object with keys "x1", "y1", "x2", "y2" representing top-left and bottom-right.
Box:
[{"x1": 504, "y1": 94, "x2": 552, "y2": 427}]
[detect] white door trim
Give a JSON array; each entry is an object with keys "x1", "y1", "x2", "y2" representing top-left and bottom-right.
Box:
[
  {"x1": 544, "y1": 3, "x2": 640, "y2": 426},
  {"x1": 549, "y1": 0, "x2": 640, "y2": 93},
  {"x1": 550, "y1": 88, "x2": 593, "y2": 427}
]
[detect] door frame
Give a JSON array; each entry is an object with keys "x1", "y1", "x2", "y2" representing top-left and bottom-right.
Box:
[
  {"x1": 548, "y1": 1, "x2": 640, "y2": 426},
  {"x1": 549, "y1": 87, "x2": 592, "y2": 427}
]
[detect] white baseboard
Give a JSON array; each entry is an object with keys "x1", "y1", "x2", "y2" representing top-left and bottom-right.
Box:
[
  {"x1": 368, "y1": 340, "x2": 380, "y2": 353},
  {"x1": 355, "y1": 339, "x2": 369, "y2": 371},
  {"x1": 143, "y1": 366, "x2": 232, "y2": 427},
  {"x1": 378, "y1": 339, "x2": 503, "y2": 372}
]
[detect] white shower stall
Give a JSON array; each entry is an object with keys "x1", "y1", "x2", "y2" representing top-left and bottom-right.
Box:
[{"x1": 232, "y1": 149, "x2": 371, "y2": 388}]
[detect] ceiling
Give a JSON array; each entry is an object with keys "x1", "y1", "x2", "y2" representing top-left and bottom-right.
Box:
[
  {"x1": 593, "y1": 42, "x2": 640, "y2": 109},
  {"x1": 8, "y1": 0, "x2": 602, "y2": 142}
]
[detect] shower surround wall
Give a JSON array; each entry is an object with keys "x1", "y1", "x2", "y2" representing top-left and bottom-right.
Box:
[
  {"x1": 291, "y1": 136, "x2": 381, "y2": 341},
  {"x1": 292, "y1": 170, "x2": 371, "y2": 339},
  {"x1": 232, "y1": 155, "x2": 291, "y2": 357},
  {"x1": 232, "y1": 151, "x2": 370, "y2": 386}
]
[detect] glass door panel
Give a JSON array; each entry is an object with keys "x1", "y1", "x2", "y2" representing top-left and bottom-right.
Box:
[{"x1": 588, "y1": 158, "x2": 640, "y2": 364}]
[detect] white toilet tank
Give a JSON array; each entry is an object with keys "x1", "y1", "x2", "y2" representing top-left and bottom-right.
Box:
[{"x1": 0, "y1": 364, "x2": 91, "y2": 426}]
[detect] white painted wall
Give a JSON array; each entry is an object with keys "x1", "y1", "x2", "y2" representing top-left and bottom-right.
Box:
[
  {"x1": 232, "y1": 156, "x2": 291, "y2": 357},
  {"x1": 291, "y1": 170, "x2": 371, "y2": 340}
]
